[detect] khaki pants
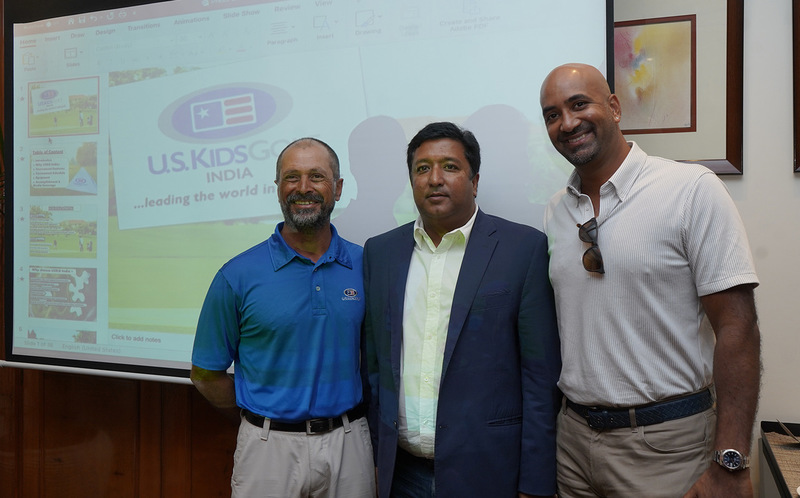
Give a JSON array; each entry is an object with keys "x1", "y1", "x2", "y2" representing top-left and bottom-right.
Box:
[
  {"x1": 556, "y1": 403, "x2": 716, "y2": 497},
  {"x1": 232, "y1": 414, "x2": 376, "y2": 498}
]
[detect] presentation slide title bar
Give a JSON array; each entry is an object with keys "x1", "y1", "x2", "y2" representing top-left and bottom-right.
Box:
[{"x1": 15, "y1": 0, "x2": 285, "y2": 36}]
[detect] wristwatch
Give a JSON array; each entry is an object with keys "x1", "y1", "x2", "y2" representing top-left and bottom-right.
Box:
[{"x1": 713, "y1": 449, "x2": 750, "y2": 471}]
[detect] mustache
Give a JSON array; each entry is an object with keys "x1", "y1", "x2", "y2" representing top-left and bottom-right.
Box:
[
  {"x1": 559, "y1": 123, "x2": 592, "y2": 140},
  {"x1": 286, "y1": 192, "x2": 325, "y2": 204}
]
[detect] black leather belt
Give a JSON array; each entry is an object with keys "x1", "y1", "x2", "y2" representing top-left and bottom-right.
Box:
[
  {"x1": 243, "y1": 404, "x2": 366, "y2": 435},
  {"x1": 566, "y1": 389, "x2": 713, "y2": 430}
]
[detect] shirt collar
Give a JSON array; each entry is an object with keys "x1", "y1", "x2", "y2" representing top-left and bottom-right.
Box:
[
  {"x1": 566, "y1": 141, "x2": 644, "y2": 203},
  {"x1": 268, "y1": 222, "x2": 353, "y2": 271},
  {"x1": 413, "y1": 203, "x2": 478, "y2": 252}
]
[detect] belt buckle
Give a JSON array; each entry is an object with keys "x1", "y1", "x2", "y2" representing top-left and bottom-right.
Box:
[
  {"x1": 306, "y1": 418, "x2": 334, "y2": 435},
  {"x1": 586, "y1": 411, "x2": 606, "y2": 430},
  {"x1": 586, "y1": 410, "x2": 628, "y2": 430}
]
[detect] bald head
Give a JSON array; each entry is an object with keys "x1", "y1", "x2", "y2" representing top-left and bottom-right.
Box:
[
  {"x1": 539, "y1": 63, "x2": 629, "y2": 172},
  {"x1": 539, "y1": 63, "x2": 612, "y2": 106}
]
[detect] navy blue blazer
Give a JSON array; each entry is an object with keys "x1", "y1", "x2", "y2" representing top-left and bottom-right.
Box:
[{"x1": 363, "y1": 210, "x2": 561, "y2": 497}]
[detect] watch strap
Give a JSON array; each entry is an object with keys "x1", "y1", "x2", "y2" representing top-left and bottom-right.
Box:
[{"x1": 713, "y1": 449, "x2": 750, "y2": 471}]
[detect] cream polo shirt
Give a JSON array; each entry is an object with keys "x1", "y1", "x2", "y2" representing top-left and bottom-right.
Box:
[
  {"x1": 398, "y1": 205, "x2": 478, "y2": 458},
  {"x1": 543, "y1": 142, "x2": 758, "y2": 407}
]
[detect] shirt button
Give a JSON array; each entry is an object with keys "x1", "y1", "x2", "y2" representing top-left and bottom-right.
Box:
[{"x1": 315, "y1": 286, "x2": 321, "y2": 291}]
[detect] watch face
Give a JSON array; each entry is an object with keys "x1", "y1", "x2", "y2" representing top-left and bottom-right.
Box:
[{"x1": 722, "y1": 450, "x2": 742, "y2": 469}]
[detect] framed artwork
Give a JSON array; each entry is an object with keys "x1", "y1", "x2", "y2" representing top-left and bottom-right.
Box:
[
  {"x1": 614, "y1": 15, "x2": 696, "y2": 134},
  {"x1": 613, "y1": 0, "x2": 744, "y2": 175}
]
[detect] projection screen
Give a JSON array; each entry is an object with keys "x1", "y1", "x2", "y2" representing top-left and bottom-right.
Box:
[{"x1": 4, "y1": 0, "x2": 612, "y2": 381}]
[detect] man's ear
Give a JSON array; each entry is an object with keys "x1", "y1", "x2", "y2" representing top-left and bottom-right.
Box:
[
  {"x1": 609, "y1": 94, "x2": 622, "y2": 123},
  {"x1": 334, "y1": 178, "x2": 344, "y2": 201}
]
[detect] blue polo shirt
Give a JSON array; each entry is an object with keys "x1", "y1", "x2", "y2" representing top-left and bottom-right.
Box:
[{"x1": 191, "y1": 223, "x2": 365, "y2": 422}]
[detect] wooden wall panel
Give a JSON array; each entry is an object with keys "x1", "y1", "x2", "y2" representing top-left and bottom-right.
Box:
[
  {"x1": 41, "y1": 373, "x2": 139, "y2": 497},
  {"x1": 0, "y1": 370, "x2": 238, "y2": 498},
  {"x1": 0, "y1": 368, "x2": 21, "y2": 498},
  {"x1": 161, "y1": 383, "x2": 193, "y2": 498},
  {"x1": 190, "y1": 390, "x2": 237, "y2": 498},
  {"x1": 137, "y1": 381, "x2": 164, "y2": 497},
  {"x1": 21, "y1": 370, "x2": 44, "y2": 498}
]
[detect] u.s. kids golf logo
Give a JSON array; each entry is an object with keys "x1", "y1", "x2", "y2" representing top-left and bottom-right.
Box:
[
  {"x1": 148, "y1": 83, "x2": 292, "y2": 176},
  {"x1": 32, "y1": 87, "x2": 69, "y2": 115},
  {"x1": 342, "y1": 288, "x2": 360, "y2": 301},
  {"x1": 158, "y1": 83, "x2": 291, "y2": 144}
]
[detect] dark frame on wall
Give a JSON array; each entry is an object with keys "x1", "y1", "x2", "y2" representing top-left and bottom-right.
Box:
[
  {"x1": 794, "y1": 0, "x2": 800, "y2": 172},
  {"x1": 686, "y1": 0, "x2": 744, "y2": 175},
  {"x1": 714, "y1": 0, "x2": 744, "y2": 175},
  {"x1": 695, "y1": 0, "x2": 744, "y2": 174}
]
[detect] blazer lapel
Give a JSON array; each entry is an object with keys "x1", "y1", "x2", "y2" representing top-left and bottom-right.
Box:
[{"x1": 441, "y1": 210, "x2": 497, "y2": 378}]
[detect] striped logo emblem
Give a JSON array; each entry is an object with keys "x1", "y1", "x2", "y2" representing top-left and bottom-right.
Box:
[{"x1": 158, "y1": 83, "x2": 292, "y2": 144}]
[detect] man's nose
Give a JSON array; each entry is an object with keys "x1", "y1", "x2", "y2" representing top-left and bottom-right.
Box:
[
  {"x1": 428, "y1": 165, "x2": 444, "y2": 185},
  {"x1": 298, "y1": 175, "x2": 313, "y2": 191},
  {"x1": 561, "y1": 111, "x2": 580, "y2": 133}
]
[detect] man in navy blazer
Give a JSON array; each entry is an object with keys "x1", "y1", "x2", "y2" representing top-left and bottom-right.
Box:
[{"x1": 364, "y1": 122, "x2": 561, "y2": 497}]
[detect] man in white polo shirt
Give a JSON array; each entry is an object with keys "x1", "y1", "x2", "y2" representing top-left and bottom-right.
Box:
[{"x1": 540, "y1": 63, "x2": 760, "y2": 497}]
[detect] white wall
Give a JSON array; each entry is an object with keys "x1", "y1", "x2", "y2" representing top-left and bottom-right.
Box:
[
  {"x1": 739, "y1": 0, "x2": 800, "y2": 484},
  {"x1": 735, "y1": 1, "x2": 799, "y2": 493}
]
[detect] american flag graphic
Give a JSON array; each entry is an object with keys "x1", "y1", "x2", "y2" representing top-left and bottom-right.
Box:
[{"x1": 190, "y1": 93, "x2": 257, "y2": 133}]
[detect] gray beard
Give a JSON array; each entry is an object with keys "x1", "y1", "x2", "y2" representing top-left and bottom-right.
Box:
[
  {"x1": 279, "y1": 191, "x2": 335, "y2": 232},
  {"x1": 566, "y1": 146, "x2": 598, "y2": 166},
  {"x1": 560, "y1": 124, "x2": 600, "y2": 166}
]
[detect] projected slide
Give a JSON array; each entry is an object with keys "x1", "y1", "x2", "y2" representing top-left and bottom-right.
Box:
[
  {"x1": 29, "y1": 141, "x2": 98, "y2": 196},
  {"x1": 29, "y1": 77, "x2": 100, "y2": 138},
  {"x1": 10, "y1": 0, "x2": 608, "y2": 376},
  {"x1": 29, "y1": 204, "x2": 97, "y2": 258}
]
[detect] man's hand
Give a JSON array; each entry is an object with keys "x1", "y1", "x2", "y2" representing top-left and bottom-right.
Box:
[
  {"x1": 190, "y1": 365, "x2": 240, "y2": 424},
  {"x1": 687, "y1": 285, "x2": 759, "y2": 498},
  {"x1": 682, "y1": 466, "x2": 753, "y2": 498}
]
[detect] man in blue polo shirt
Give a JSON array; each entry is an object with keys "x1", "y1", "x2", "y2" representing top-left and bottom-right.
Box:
[{"x1": 191, "y1": 137, "x2": 375, "y2": 498}]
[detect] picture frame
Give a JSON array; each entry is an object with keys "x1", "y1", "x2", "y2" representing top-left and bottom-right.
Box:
[
  {"x1": 613, "y1": 0, "x2": 743, "y2": 175},
  {"x1": 794, "y1": 0, "x2": 800, "y2": 172},
  {"x1": 614, "y1": 15, "x2": 696, "y2": 135}
]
